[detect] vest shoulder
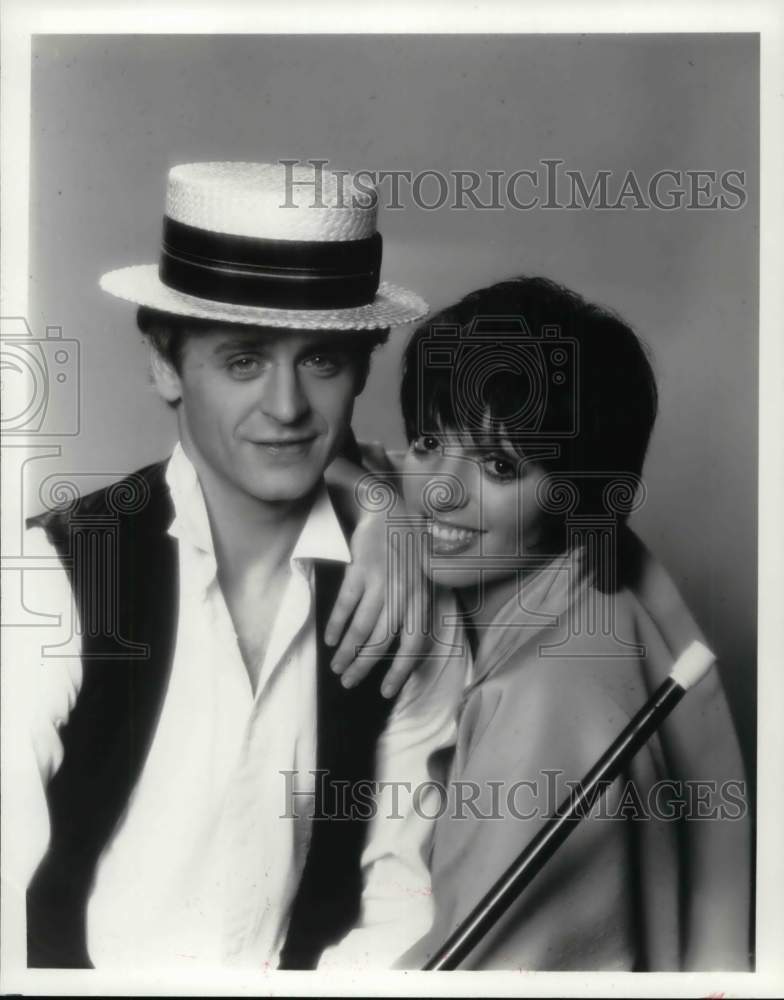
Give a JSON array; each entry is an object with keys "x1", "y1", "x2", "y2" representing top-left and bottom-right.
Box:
[{"x1": 27, "y1": 460, "x2": 172, "y2": 534}]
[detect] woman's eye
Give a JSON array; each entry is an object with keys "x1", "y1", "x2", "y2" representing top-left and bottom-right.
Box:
[
  {"x1": 413, "y1": 435, "x2": 442, "y2": 454},
  {"x1": 483, "y1": 456, "x2": 517, "y2": 481}
]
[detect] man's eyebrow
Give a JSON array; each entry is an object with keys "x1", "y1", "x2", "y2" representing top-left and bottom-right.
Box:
[
  {"x1": 296, "y1": 338, "x2": 351, "y2": 355},
  {"x1": 211, "y1": 337, "x2": 267, "y2": 356},
  {"x1": 210, "y1": 336, "x2": 352, "y2": 359}
]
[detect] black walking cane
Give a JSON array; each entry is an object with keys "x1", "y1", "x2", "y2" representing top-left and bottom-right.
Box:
[{"x1": 423, "y1": 640, "x2": 715, "y2": 970}]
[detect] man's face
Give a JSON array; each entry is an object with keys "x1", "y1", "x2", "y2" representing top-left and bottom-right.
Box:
[{"x1": 154, "y1": 324, "x2": 365, "y2": 504}]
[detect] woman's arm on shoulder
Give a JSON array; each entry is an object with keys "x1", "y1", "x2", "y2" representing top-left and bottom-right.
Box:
[{"x1": 325, "y1": 437, "x2": 434, "y2": 697}]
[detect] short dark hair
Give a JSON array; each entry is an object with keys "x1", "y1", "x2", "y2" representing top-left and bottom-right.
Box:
[
  {"x1": 136, "y1": 306, "x2": 389, "y2": 385},
  {"x1": 137, "y1": 306, "x2": 196, "y2": 373},
  {"x1": 400, "y1": 276, "x2": 658, "y2": 530}
]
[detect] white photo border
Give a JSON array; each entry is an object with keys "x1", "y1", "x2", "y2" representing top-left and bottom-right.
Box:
[{"x1": 2, "y1": 1, "x2": 782, "y2": 996}]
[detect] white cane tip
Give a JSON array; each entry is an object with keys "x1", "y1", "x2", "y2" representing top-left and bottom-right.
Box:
[{"x1": 669, "y1": 640, "x2": 715, "y2": 690}]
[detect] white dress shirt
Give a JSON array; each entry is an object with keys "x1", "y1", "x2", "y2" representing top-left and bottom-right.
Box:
[{"x1": 11, "y1": 444, "x2": 468, "y2": 971}]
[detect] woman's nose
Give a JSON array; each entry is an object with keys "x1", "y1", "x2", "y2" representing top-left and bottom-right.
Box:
[
  {"x1": 259, "y1": 365, "x2": 309, "y2": 424},
  {"x1": 422, "y1": 455, "x2": 475, "y2": 514}
]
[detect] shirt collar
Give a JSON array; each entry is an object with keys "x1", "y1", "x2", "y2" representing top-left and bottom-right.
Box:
[
  {"x1": 164, "y1": 441, "x2": 351, "y2": 567},
  {"x1": 291, "y1": 484, "x2": 352, "y2": 568},
  {"x1": 166, "y1": 442, "x2": 214, "y2": 555}
]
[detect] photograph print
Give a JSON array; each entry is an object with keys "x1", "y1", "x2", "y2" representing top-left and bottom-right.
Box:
[{"x1": 1, "y1": 10, "x2": 779, "y2": 997}]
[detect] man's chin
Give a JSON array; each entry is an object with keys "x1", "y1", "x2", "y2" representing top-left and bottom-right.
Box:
[{"x1": 245, "y1": 473, "x2": 324, "y2": 505}]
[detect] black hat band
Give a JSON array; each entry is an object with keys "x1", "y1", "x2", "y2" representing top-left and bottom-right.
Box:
[{"x1": 159, "y1": 216, "x2": 383, "y2": 310}]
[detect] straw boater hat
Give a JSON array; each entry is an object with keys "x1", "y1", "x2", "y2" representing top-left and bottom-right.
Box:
[{"x1": 100, "y1": 161, "x2": 428, "y2": 331}]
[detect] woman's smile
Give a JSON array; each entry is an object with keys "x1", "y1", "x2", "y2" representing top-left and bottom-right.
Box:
[{"x1": 426, "y1": 518, "x2": 484, "y2": 555}]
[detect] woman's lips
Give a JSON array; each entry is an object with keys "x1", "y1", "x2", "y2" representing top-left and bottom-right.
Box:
[{"x1": 426, "y1": 519, "x2": 483, "y2": 555}]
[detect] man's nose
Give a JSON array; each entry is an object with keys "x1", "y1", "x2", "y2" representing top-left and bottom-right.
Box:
[
  {"x1": 422, "y1": 455, "x2": 474, "y2": 515},
  {"x1": 259, "y1": 365, "x2": 309, "y2": 424}
]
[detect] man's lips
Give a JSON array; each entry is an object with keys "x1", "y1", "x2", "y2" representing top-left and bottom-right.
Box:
[
  {"x1": 252, "y1": 435, "x2": 317, "y2": 446},
  {"x1": 251, "y1": 435, "x2": 318, "y2": 456}
]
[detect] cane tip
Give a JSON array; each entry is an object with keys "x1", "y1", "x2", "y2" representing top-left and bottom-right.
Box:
[{"x1": 670, "y1": 640, "x2": 716, "y2": 691}]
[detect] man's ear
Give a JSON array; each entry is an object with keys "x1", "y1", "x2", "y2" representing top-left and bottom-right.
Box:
[{"x1": 149, "y1": 344, "x2": 183, "y2": 404}]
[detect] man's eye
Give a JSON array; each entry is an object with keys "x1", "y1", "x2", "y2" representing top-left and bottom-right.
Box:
[
  {"x1": 412, "y1": 435, "x2": 442, "y2": 454},
  {"x1": 302, "y1": 354, "x2": 341, "y2": 375},
  {"x1": 228, "y1": 355, "x2": 261, "y2": 378}
]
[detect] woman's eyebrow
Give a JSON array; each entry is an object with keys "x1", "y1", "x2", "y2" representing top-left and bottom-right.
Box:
[
  {"x1": 470, "y1": 432, "x2": 516, "y2": 453},
  {"x1": 439, "y1": 438, "x2": 511, "y2": 458}
]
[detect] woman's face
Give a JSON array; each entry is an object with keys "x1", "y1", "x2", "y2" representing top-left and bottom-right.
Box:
[{"x1": 401, "y1": 428, "x2": 549, "y2": 592}]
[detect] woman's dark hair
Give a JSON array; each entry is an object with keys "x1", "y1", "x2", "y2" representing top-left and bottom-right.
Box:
[
  {"x1": 400, "y1": 276, "x2": 658, "y2": 550},
  {"x1": 137, "y1": 305, "x2": 389, "y2": 383}
]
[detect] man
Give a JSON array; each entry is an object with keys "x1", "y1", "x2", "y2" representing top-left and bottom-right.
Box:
[{"x1": 18, "y1": 162, "x2": 465, "y2": 971}]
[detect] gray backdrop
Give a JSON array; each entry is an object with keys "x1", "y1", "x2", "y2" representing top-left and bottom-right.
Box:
[{"x1": 29, "y1": 33, "x2": 758, "y2": 775}]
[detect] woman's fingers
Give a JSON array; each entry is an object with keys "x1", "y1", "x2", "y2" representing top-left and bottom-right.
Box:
[
  {"x1": 337, "y1": 574, "x2": 436, "y2": 697},
  {"x1": 324, "y1": 571, "x2": 365, "y2": 648},
  {"x1": 367, "y1": 581, "x2": 435, "y2": 698},
  {"x1": 336, "y1": 611, "x2": 400, "y2": 690},
  {"x1": 329, "y1": 586, "x2": 387, "y2": 676},
  {"x1": 376, "y1": 645, "x2": 421, "y2": 699},
  {"x1": 325, "y1": 522, "x2": 433, "y2": 695}
]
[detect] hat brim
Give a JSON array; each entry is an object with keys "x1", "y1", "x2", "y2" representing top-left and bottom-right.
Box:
[{"x1": 100, "y1": 265, "x2": 428, "y2": 332}]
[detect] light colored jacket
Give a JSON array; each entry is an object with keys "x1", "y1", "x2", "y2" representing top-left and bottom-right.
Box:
[{"x1": 404, "y1": 531, "x2": 751, "y2": 970}]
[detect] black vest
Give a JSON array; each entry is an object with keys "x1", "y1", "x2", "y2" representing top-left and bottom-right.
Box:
[{"x1": 26, "y1": 461, "x2": 396, "y2": 970}]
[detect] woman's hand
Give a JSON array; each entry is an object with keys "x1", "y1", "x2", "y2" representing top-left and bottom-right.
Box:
[{"x1": 325, "y1": 493, "x2": 433, "y2": 700}]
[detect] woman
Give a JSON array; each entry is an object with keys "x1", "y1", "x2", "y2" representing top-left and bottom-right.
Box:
[
  {"x1": 333, "y1": 276, "x2": 751, "y2": 970},
  {"x1": 394, "y1": 276, "x2": 752, "y2": 970}
]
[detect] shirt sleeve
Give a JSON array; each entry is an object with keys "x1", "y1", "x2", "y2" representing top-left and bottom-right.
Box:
[
  {"x1": 3, "y1": 524, "x2": 83, "y2": 957},
  {"x1": 317, "y1": 592, "x2": 469, "y2": 969}
]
